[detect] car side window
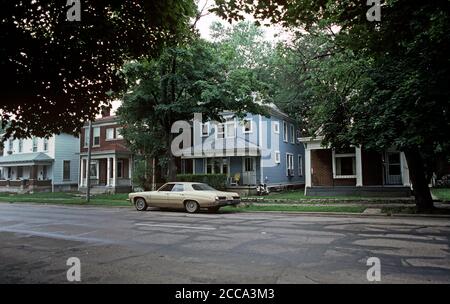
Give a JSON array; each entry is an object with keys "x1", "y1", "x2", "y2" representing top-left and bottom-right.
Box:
[
  {"x1": 159, "y1": 184, "x2": 175, "y2": 192},
  {"x1": 172, "y1": 184, "x2": 184, "y2": 192}
]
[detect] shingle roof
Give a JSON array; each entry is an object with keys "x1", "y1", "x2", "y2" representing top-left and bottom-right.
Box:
[{"x1": 0, "y1": 152, "x2": 53, "y2": 165}]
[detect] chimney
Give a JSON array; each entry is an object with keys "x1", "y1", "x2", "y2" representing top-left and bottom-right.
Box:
[{"x1": 101, "y1": 108, "x2": 111, "y2": 118}]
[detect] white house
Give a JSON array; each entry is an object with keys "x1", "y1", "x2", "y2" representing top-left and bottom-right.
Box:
[{"x1": 0, "y1": 134, "x2": 79, "y2": 193}]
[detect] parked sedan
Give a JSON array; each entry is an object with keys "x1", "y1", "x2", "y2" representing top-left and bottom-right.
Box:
[{"x1": 128, "y1": 182, "x2": 241, "y2": 213}]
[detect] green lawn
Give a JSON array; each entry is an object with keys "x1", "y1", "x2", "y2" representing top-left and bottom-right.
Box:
[
  {"x1": 0, "y1": 192, "x2": 130, "y2": 207},
  {"x1": 431, "y1": 188, "x2": 450, "y2": 201}
]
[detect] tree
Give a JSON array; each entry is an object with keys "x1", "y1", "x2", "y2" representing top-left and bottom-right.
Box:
[
  {"x1": 0, "y1": 0, "x2": 196, "y2": 139},
  {"x1": 214, "y1": 0, "x2": 450, "y2": 210},
  {"x1": 116, "y1": 38, "x2": 268, "y2": 182}
]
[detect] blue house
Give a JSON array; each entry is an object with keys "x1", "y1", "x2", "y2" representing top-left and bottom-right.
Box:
[{"x1": 178, "y1": 105, "x2": 305, "y2": 192}]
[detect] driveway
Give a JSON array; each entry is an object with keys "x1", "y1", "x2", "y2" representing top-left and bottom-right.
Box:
[{"x1": 0, "y1": 203, "x2": 449, "y2": 283}]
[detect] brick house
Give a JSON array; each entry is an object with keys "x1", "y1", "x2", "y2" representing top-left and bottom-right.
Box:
[
  {"x1": 301, "y1": 136, "x2": 412, "y2": 197},
  {"x1": 78, "y1": 113, "x2": 133, "y2": 194}
]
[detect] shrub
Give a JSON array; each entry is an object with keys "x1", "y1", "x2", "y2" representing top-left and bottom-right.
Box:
[{"x1": 176, "y1": 174, "x2": 227, "y2": 190}]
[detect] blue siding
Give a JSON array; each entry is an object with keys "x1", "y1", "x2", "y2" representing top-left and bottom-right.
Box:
[{"x1": 184, "y1": 110, "x2": 305, "y2": 187}]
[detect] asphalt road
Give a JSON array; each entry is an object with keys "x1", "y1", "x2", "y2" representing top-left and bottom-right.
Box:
[{"x1": 0, "y1": 203, "x2": 449, "y2": 283}]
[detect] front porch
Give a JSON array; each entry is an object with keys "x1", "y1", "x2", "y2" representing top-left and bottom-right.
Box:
[
  {"x1": 0, "y1": 153, "x2": 53, "y2": 193},
  {"x1": 301, "y1": 137, "x2": 412, "y2": 197},
  {"x1": 79, "y1": 153, "x2": 133, "y2": 194}
]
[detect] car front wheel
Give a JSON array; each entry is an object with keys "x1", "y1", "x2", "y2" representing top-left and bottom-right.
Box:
[
  {"x1": 135, "y1": 198, "x2": 148, "y2": 211},
  {"x1": 184, "y1": 200, "x2": 199, "y2": 213}
]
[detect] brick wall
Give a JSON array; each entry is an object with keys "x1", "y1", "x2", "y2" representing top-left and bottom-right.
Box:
[
  {"x1": 311, "y1": 149, "x2": 356, "y2": 186},
  {"x1": 80, "y1": 123, "x2": 130, "y2": 153}
]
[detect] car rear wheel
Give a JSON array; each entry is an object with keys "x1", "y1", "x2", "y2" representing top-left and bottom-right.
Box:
[
  {"x1": 185, "y1": 200, "x2": 199, "y2": 213},
  {"x1": 135, "y1": 198, "x2": 148, "y2": 211}
]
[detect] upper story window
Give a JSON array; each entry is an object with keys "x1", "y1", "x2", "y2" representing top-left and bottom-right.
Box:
[
  {"x1": 273, "y1": 121, "x2": 280, "y2": 134},
  {"x1": 333, "y1": 147, "x2": 356, "y2": 178},
  {"x1": 296, "y1": 129, "x2": 302, "y2": 144},
  {"x1": 18, "y1": 139, "x2": 23, "y2": 153},
  {"x1": 116, "y1": 127, "x2": 123, "y2": 139},
  {"x1": 32, "y1": 137, "x2": 38, "y2": 152},
  {"x1": 106, "y1": 128, "x2": 115, "y2": 140},
  {"x1": 283, "y1": 121, "x2": 288, "y2": 142},
  {"x1": 216, "y1": 121, "x2": 236, "y2": 139},
  {"x1": 84, "y1": 128, "x2": 89, "y2": 147},
  {"x1": 93, "y1": 127, "x2": 100, "y2": 146},
  {"x1": 8, "y1": 139, "x2": 13, "y2": 151},
  {"x1": 243, "y1": 119, "x2": 253, "y2": 133},
  {"x1": 201, "y1": 123, "x2": 209, "y2": 137},
  {"x1": 290, "y1": 124, "x2": 295, "y2": 144},
  {"x1": 43, "y1": 138, "x2": 48, "y2": 151}
]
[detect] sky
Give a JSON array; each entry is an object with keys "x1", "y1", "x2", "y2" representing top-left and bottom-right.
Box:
[{"x1": 108, "y1": 0, "x2": 288, "y2": 116}]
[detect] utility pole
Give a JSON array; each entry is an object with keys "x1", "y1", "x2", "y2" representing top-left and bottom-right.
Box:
[
  {"x1": 86, "y1": 120, "x2": 92, "y2": 202},
  {"x1": 152, "y1": 157, "x2": 156, "y2": 191}
]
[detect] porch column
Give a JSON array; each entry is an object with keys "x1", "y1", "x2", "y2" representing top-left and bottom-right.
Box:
[
  {"x1": 85, "y1": 157, "x2": 90, "y2": 187},
  {"x1": 80, "y1": 158, "x2": 85, "y2": 187},
  {"x1": 106, "y1": 157, "x2": 111, "y2": 186},
  {"x1": 305, "y1": 148, "x2": 312, "y2": 190},
  {"x1": 128, "y1": 157, "x2": 132, "y2": 181},
  {"x1": 355, "y1": 146, "x2": 363, "y2": 187},
  {"x1": 112, "y1": 156, "x2": 116, "y2": 187},
  {"x1": 400, "y1": 152, "x2": 411, "y2": 187}
]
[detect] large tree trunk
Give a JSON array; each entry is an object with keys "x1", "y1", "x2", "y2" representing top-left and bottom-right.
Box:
[{"x1": 403, "y1": 148, "x2": 434, "y2": 211}]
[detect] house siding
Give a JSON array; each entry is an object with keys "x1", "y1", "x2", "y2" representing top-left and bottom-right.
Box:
[{"x1": 53, "y1": 134, "x2": 80, "y2": 188}]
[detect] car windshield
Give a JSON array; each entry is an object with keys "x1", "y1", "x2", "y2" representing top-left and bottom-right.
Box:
[{"x1": 191, "y1": 183, "x2": 217, "y2": 191}]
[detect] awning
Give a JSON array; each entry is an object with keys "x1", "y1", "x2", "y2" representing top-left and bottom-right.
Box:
[
  {"x1": 0, "y1": 152, "x2": 54, "y2": 166},
  {"x1": 179, "y1": 138, "x2": 260, "y2": 159}
]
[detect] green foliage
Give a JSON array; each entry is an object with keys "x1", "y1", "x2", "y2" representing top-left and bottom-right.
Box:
[
  {"x1": 176, "y1": 174, "x2": 228, "y2": 190},
  {"x1": 0, "y1": 0, "x2": 196, "y2": 139},
  {"x1": 131, "y1": 159, "x2": 153, "y2": 191}
]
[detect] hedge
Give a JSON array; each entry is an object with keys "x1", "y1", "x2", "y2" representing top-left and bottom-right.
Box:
[{"x1": 176, "y1": 174, "x2": 227, "y2": 190}]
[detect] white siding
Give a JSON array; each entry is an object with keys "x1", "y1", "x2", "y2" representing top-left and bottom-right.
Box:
[{"x1": 53, "y1": 134, "x2": 80, "y2": 185}]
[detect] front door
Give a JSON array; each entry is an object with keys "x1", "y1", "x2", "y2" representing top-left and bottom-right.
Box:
[
  {"x1": 384, "y1": 152, "x2": 402, "y2": 185},
  {"x1": 242, "y1": 157, "x2": 257, "y2": 185}
]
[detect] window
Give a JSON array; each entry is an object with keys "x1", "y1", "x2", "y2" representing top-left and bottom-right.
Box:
[
  {"x1": 63, "y1": 160, "x2": 71, "y2": 180},
  {"x1": 18, "y1": 139, "x2": 23, "y2": 153},
  {"x1": 93, "y1": 127, "x2": 100, "y2": 146},
  {"x1": 205, "y1": 158, "x2": 228, "y2": 174},
  {"x1": 172, "y1": 184, "x2": 185, "y2": 192},
  {"x1": 106, "y1": 128, "x2": 115, "y2": 140},
  {"x1": 244, "y1": 157, "x2": 254, "y2": 172},
  {"x1": 296, "y1": 129, "x2": 302, "y2": 144},
  {"x1": 226, "y1": 122, "x2": 235, "y2": 138},
  {"x1": 43, "y1": 138, "x2": 48, "y2": 151},
  {"x1": 116, "y1": 127, "x2": 123, "y2": 139},
  {"x1": 84, "y1": 128, "x2": 89, "y2": 147},
  {"x1": 42, "y1": 166, "x2": 47, "y2": 180},
  {"x1": 216, "y1": 124, "x2": 225, "y2": 139},
  {"x1": 286, "y1": 154, "x2": 294, "y2": 176},
  {"x1": 201, "y1": 123, "x2": 209, "y2": 137},
  {"x1": 89, "y1": 161, "x2": 98, "y2": 178},
  {"x1": 158, "y1": 183, "x2": 175, "y2": 192},
  {"x1": 243, "y1": 119, "x2": 252, "y2": 133},
  {"x1": 283, "y1": 121, "x2": 288, "y2": 142},
  {"x1": 290, "y1": 124, "x2": 295, "y2": 144},
  {"x1": 192, "y1": 183, "x2": 217, "y2": 191},
  {"x1": 17, "y1": 167, "x2": 23, "y2": 179},
  {"x1": 333, "y1": 148, "x2": 356, "y2": 178},
  {"x1": 298, "y1": 155, "x2": 303, "y2": 176},
  {"x1": 32, "y1": 137, "x2": 38, "y2": 152},
  {"x1": 273, "y1": 121, "x2": 280, "y2": 134},
  {"x1": 117, "y1": 160, "x2": 123, "y2": 178},
  {"x1": 7, "y1": 168, "x2": 12, "y2": 179},
  {"x1": 8, "y1": 139, "x2": 13, "y2": 151},
  {"x1": 274, "y1": 151, "x2": 280, "y2": 164}
]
